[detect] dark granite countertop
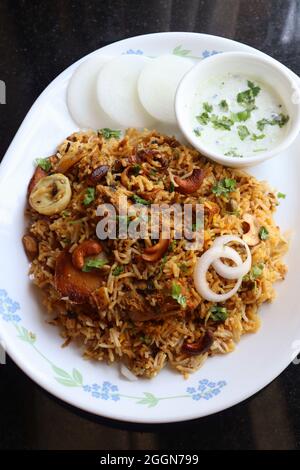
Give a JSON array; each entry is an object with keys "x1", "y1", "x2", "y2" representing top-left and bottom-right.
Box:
[{"x1": 1, "y1": 0, "x2": 300, "y2": 450}]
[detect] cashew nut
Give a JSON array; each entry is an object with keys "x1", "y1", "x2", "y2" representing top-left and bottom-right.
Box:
[
  {"x1": 242, "y1": 213, "x2": 260, "y2": 246},
  {"x1": 71, "y1": 240, "x2": 103, "y2": 270},
  {"x1": 174, "y1": 169, "x2": 205, "y2": 194},
  {"x1": 29, "y1": 174, "x2": 72, "y2": 215},
  {"x1": 142, "y1": 237, "x2": 170, "y2": 263},
  {"x1": 182, "y1": 331, "x2": 214, "y2": 356}
]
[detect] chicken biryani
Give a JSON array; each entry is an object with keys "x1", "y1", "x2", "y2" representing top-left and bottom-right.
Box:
[{"x1": 22, "y1": 128, "x2": 288, "y2": 378}]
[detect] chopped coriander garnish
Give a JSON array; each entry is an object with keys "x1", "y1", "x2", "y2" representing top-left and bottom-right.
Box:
[
  {"x1": 83, "y1": 187, "x2": 95, "y2": 206},
  {"x1": 139, "y1": 335, "x2": 152, "y2": 345},
  {"x1": 132, "y1": 164, "x2": 141, "y2": 176},
  {"x1": 171, "y1": 282, "x2": 187, "y2": 308},
  {"x1": 193, "y1": 128, "x2": 201, "y2": 137},
  {"x1": 150, "y1": 168, "x2": 157, "y2": 176},
  {"x1": 131, "y1": 194, "x2": 150, "y2": 205},
  {"x1": 35, "y1": 158, "x2": 51, "y2": 172},
  {"x1": 243, "y1": 263, "x2": 264, "y2": 282},
  {"x1": 224, "y1": 149, "x2": 243, "y2": 158},
  {"x1": 203, "y1": 102, "x2": 213, "y2": 113},
  {"x1": 210, "y1": 305, "x2": 228, "y2": 322},
  {"x1": 159, "y1": 255, "x2": 168, "y2": 274},
  {"x1": 82, "y1": 258, "x2": 106, "y2": 272},
  {"x1": 112, "y1": 265, "x2": 124, "y2": 276},
  {"x1": 237, "y1": 125, "x2": 250, "y2": 141},
  {"x1": 259, "y1": 226, "x2": 269, "y2": 240},
  {"x1": 251, "y1": 263, "x2": 264, "y2": 279},
  {"x1": 256, "y1": 118, "x2": 269, "y2": 132},
  {"x1": 237, "y1": 81, "x2": 260, "y2": 111},
  {"x1": 61, "y1": 210, "x2": 71, "y2": 218},
  {"x1": 168, "y1": 240, "x2": 177, "y2": 252},
  {"x1": 69, "y1": 218, "x2": 85, "y2": 225},
  {"x1": 98, "y1": 128, "x2": 121, "y2": 139},
  {"x1": 211, "y1": 114, "x2": 234, "y2": 130},
  {"x1": 219, "y1": 99, "x2": 229, "y2": 112},
  {"x1": 179, "y1": 263, "x2": 189, "y2": 273},
  {"x1": 251, "y1": 133, "x2": 266, "y2": 141},
  {"x1": 196, "y1": 112, "x2": 210, "y2": 125},
  {"x1": 236, "y1": 110, "x2": 251, "y2": 122},
  {"x1": 169, "y1": 181, "x2": 175, "y2": 193},
  {"x1": 212, "y1": 178, "x2": 237, "y2": 197},
  {"x1": 257, "y1": 113, "x2": 289, "y2": 131},
  {"x1": 277, "y1": 192, "x2": 286, "y2": 199},
  {"x1": 132, "y1": 194, "x2": 150, "y2": 206}
]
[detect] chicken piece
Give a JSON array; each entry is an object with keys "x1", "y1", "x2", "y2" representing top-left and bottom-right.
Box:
[{"x1": 55, "y1": 252, "x2": 104, "y2": 304}]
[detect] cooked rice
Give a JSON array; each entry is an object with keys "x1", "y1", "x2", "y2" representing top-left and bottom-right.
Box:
[{"x1": 24, "y1": 129, "x2": 288, "y2": 378}]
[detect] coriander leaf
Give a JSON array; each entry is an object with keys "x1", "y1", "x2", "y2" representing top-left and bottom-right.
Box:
[
  {"x1": 169, "y1": 181, "x2": 175, "y2": 193},
  {"x1": 236, "y1": 110, "x2": 251, "y2": 121},
  {"x1": 210, "y1": 305, "x2": 228, "y2": 322},
  {"x1": 257, "y1": 118, "x2": 269, "y2": 131},
  {"x1": 251, "y1": 263, "x2": 264, "y2": 279},
  {"x1": 224, "y1": 149, "x2": 243, "y2": 158},
  {"x1": 83, "y1": 187, "x2": 95, "y2": 206},
  {"x1": 237, "y1": 125, "x2": 250, "y2": 141},
  {"x1": 272, "y1": 113, "x2": 290, "y2": 127},
  {"x1": 247, "y1": 80, "x2": 261, "y2": 96},
  {"x1": 62, "y1": 210, "x2": 71, "y2": 218},
  {"x1": 159, "y1": 255, "x2": 168, "y2": 274},
  {"x1": 277, "y1": 192, "x2": 286, "y2": 199},
  {"x1": 203, "y1": 102, "x2": 213, "y2": 113},
  {"x1": 132, "y1": 164, "x2": 141, "y2": 176},
  {"x1": 98, "y1": 128, "x2": 121, "y2": 139},
  {"x1": 196, "y1": 112, "x2": 210, "y2": 125},
  {"x1": 131, "y1": 194, "x2": 150, "y2": 205},
  {"x1": 257, "y1": 113, "x2": 289, "y2": 131},
  {"x1": 171, "y1": 282, "x2": 187, "y2": 308},
  {"x1": 82, "y1": 258, "x2": 106, "y2": 272},
  {"x1": 259, "y1": 226, "x2": 269, "y2": 240},
  {"x1": 243, "y1": 263, "x2": 264, "y2": 282},
  {"x1": 211, "y1": 114, "x2": 234, "y2": 130},
  {"x1": 179, "y1": 263, "x2": 189, "y2": 273},
  {"x1": 35, "y1": 158, "x2": 51, "y2": 172},
  {"x1": 168, "y1": 240, "x2": 177, "y2": 252},
  {"x1": 219, "y1": 99, "x2": 229, "y2": 112},
  {"x1": 150, "y1": 168, "x2": 157, "y2": 176},
  {"x1": 251, "y1": 133, "x2": 266, "y2": 141},
  {"x1": 112, "y1": 265, "x2": 124, "y2": 276},
  {"x1": 193, "y1": 128, "x2": 201, "y2": 137},
  {"x1": 212, "y1": 178, "x2": 237, "y2": 197},
  {"x1": 237, "y1": 81, "x2": 260, "y2": 110}
]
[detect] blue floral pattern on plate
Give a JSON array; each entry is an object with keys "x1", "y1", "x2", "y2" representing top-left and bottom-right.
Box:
[{"x1": 0, "y1": 288, "x2": 227, "y2": 407}]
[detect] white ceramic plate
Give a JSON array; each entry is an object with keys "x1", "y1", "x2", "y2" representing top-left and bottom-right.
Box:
[{"x1": 0, "y1": 32, "x2": 299, "y2": 424}]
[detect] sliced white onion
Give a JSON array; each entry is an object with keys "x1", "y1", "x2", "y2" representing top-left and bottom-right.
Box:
[
  {"x1": 120, "y1": 364, "x2": 138, "y2": 381},
  {"x1": 212, "y1": 235, "x2": 251, "y2": 280},
  {"x1": 193, "y1": 246, "x2": 243, "y2": 302}
]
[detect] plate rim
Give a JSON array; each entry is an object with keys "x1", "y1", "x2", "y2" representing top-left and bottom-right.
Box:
[{"x1": 0, "y1": 31, "x2": 298, "y2": 423}]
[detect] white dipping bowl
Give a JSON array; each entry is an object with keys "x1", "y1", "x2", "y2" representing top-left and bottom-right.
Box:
[{"x1": 175, "y1": 52, "x2": 300, "y2": 168}]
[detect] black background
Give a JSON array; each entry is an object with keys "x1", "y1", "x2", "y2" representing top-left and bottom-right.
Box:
[{"x1": 1, "y1": 0, "x2": 300, "y2": 450}]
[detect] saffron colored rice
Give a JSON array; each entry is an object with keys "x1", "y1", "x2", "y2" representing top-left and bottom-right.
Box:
[{"x1": 24, "y1": 129, "x2": 288, "y2": 378}]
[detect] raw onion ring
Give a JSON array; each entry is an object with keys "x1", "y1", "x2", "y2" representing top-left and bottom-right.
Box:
[
  {"x1": 193, "y1": 245, "x2": 243, "y2": 302},
  {"x1": 212, "y1": 235, "x2": 251, "y2": 280}
]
